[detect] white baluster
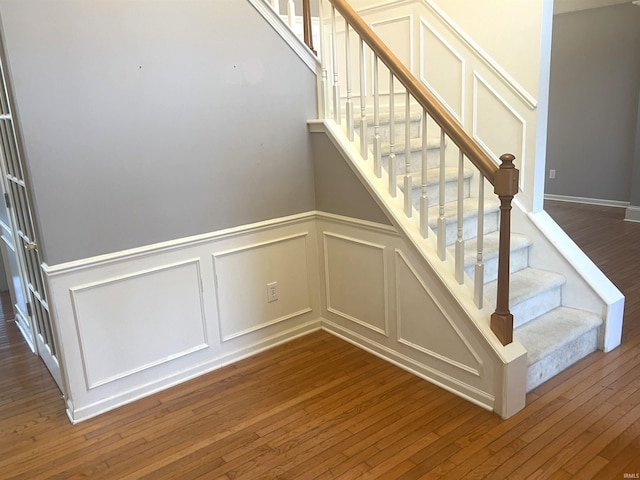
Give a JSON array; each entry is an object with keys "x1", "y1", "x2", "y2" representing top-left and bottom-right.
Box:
[
  {"x1": 475, "y1": 175, "x2": 485, "y2": 308},
  {"x1": 404, "y1": 92, "x2": 412, "y2": 217},
  {"x1": 316, "y1": 0, "x2": 326, "y2": 119},
  {"x1": 359, "y1": 39, "x2": 367, "y2": 159},
  {"x1": 455, "y1": 149, "x2": 465, "y2": 284},
  {"x1": 373, "y1": 55, "x2": 381, "y2": 177},
  {"x1": 269, "y1": 0, "x2": 278, "y2": 12},
  {"x1": 287, "y1": 0, "x2": 295, "y2": 27},
  {"x1": 420, "y1": 110, "x2": 429, "y2": 238},
  {"x1": 345, "y1": 20, "x2": 354, "y2": 141},
  {"x1": 437, "y1": 129, "x2": 446, "y2": 260},
  {"x1": 330, "y1": 6, "x2": 340, "y2": 124},
  {"x1": 388, "y1": 73, "x2": 396, "y2": 197}
]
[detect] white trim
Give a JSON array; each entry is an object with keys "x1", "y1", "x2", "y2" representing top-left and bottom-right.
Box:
[
  {"x1": 371, "y1": 14, "x2": 415, "y2": 73},
  {"x1": 472, "y1": 71, "x2": 527, "y2": 191},
  {"x1": 624, "y1": 205, "x2": 640, "y2": 222},
  {"x1": 323, "y1": 232, "x2": 390, "y2": 336},
  {"x1": 315, "y1": 210, "x2": 397, "y2": 234},
  {"x1": 394, "y1": 249, "x2": 483, "y2": 377},
  {"x1": 69, "y1": 258, "x2": 209, "y2": 389},
  {"x1": 246, "y1": 0, "x2": 321, "y2": 74},
  {"x1": 212, "y1": 232, "x2": 314, "y2": 342},
  {"x1": 321, "y1": 319, "x2": 495, "y2": 411},
  {"x1": 419, "y1": 17, "x2": 466, "y2": 125},
  {"x1": 351, "y1": 0, "x2": 416, "y2": 16},
  {"x1": 67, "y1": 320, "x2": 322, "y2": 423},
  {"x1": 544, "y1": 194, "x2": 629, "y2": 208},
  {"x1": 421, "y1": 0, "x2": 538, "y2": 111}
]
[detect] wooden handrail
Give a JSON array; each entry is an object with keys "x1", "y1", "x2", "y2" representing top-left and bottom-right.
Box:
[{"x1": 325, "y1": 0, "x2": 498, "y2": 185}]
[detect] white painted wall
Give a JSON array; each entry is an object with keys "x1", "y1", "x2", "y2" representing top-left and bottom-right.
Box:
[
  {"x1": 348, "y1": 0, "x2": 549, "y2": 100},
  {"x1": 421, "y1": 0, "x2": 546, "y2": 98}
]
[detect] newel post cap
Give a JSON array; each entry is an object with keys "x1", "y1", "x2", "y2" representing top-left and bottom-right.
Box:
[{"x1": 494, "y1": 153, "x2": 519, "y2": 197}]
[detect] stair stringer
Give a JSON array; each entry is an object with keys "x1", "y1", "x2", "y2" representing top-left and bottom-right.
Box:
[
  {"x1": 510, "y1": 201, "x2": 625, "y2": 353},
  {"x1": 310, "y1": 119, "x2": 528, "y2": 419}
]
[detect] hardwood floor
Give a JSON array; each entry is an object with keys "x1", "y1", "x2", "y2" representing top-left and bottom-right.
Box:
[{"x1": 1, "y1": 201, "x2": 640, "y2": 479}]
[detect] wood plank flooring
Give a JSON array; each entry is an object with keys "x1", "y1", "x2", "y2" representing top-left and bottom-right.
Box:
[{"x1": 1, "y1": 200, "x2": 640, "y2": 479}]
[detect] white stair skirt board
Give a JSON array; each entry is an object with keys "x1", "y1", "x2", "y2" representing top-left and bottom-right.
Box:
[{"x1": 247, "y1": 0, "x2": 320, "y2": 74}]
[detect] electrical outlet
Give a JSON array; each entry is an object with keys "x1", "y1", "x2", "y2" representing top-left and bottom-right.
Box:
[
  {"x1": 549, "y1": 169, "x2": 556, "y2": 179},
  {"x1": 267, "y1": 282, "x2": 278, "y2": 302}
]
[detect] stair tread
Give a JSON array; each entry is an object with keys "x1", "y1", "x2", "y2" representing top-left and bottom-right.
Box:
[
  {"x1": 427, "y1": 196, "x2": 500, "y2": 227},
  {"x1": 381, "y1": 136, "x2": 441, "y2": 154},
  {"x1": 484, "y1": 267, "x2": 566, "y2": 306},
  {"x1": 369, "y1": 106, "x2": 424, "y2": 122},
  {"x1": 458, "y1": 231, "x2": 532, "y2": 267},
  {"x1": 515, "y1": 307, "x2": 602, "y2": 365},
  {"x1": 397, "y1": 166, "x2": 473, "y2": 185}
]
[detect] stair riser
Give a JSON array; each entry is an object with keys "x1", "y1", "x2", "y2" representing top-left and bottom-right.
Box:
[
  {"x1": 430, "y1": 210, "x2": 499, "y2": 247},
  {"x1": 511, "y1": 287, "x2": 562, "y2": 328},
  {"x1": 526, "y1": 327, "x2": 599, "y2": 391},
  {"x1": 465, "y1": 246, "x2": 529, "y2": 284}
]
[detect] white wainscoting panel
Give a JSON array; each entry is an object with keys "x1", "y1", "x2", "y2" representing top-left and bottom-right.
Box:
[
  {"x1": 394, "y1": 250, "x2": 481, "y2": 376},
  {"x1": 213, "y1": 234, "x2": 312, "y2": 341},
  {"x1": 472, "y1": 72, "x2": 527, "y2": 189},
  {"x1": 419, "y1": 18, "x2": 465, "y2": 124},
  {"x1": 44, "y1": 213, "x2": 320, "y2": 422},
  {"x1": 316, "y1": 213, "x2": 504, "y2": 412},
  {"x1": 70, "y1": 259, "x2": 207, "y2": 389},
  {"x1": 323, "y1": 232, "x2": 388, "y2": 336}
]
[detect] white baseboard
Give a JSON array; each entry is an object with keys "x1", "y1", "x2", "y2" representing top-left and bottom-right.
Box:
[
  {"x1": 320, "y1": 320, "x2": 495, "y2": 412},
  {"x1": 68, "y1": 320, "x2": 322, "y2": 423},
  {"x1": 624, "y1": 205, "x2": 640, "y2": 223},
  {"x1": 544, "y1": 193, "x2": 629, "y2": 208}
]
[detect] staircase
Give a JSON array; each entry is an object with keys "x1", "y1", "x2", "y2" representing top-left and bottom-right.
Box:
[
  {"x1": 256, "y1": 0, "x2": 623, "y2": 417},
  {"x1": 360, "y1": 106, "x2": 603, "y2": 392}
]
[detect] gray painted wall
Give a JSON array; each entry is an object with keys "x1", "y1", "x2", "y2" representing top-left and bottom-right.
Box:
[
  {"x1": 0, "y1": 0, "x2": 317, "y2": 265},
  {"x1": 546, "y1": 4, "x2": 640, "y2": 202},
  {"x1": 311, "y1": 132, "x2": 391, "y2": 226},
  {"x1": 630, "y1": 97, "x2": 640, "y2": 206}
]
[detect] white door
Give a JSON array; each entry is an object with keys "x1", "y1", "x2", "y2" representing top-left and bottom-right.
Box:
[{"x1": 0, "y1": 56, "x2": 63, "y2": 391}]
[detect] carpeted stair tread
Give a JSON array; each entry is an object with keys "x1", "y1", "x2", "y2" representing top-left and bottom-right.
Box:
[
  {"x1": 459, "y1": 231, "x2": 532, "y2": 268},
  {"x1": 515, "y1": 307, "x2": 602, "y2": 365},
  {"x1": 381, "y1": 136, "x2": 441, "y2": 155},
  {"x1": 396, "y1": 166, "x2": 473, "y2": 186},
  {"x1": 427, "y1": 196, "x2": 500, "y2": 228},
  {"x1": 485, "y1": 268, "x2": 565, "y2": 309}
]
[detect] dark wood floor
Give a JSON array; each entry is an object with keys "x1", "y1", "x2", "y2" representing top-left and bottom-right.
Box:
[{"x1": 1, "y1": 200, "x2": 639, "y2": 479}]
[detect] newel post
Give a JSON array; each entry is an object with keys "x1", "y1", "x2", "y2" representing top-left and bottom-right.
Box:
[
  {"x1": 491, "y1": 154, "x2": 519, "y2": 345},
  {"x1": 303, "y1": 0, "x2": 317, "y2": 55}
]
